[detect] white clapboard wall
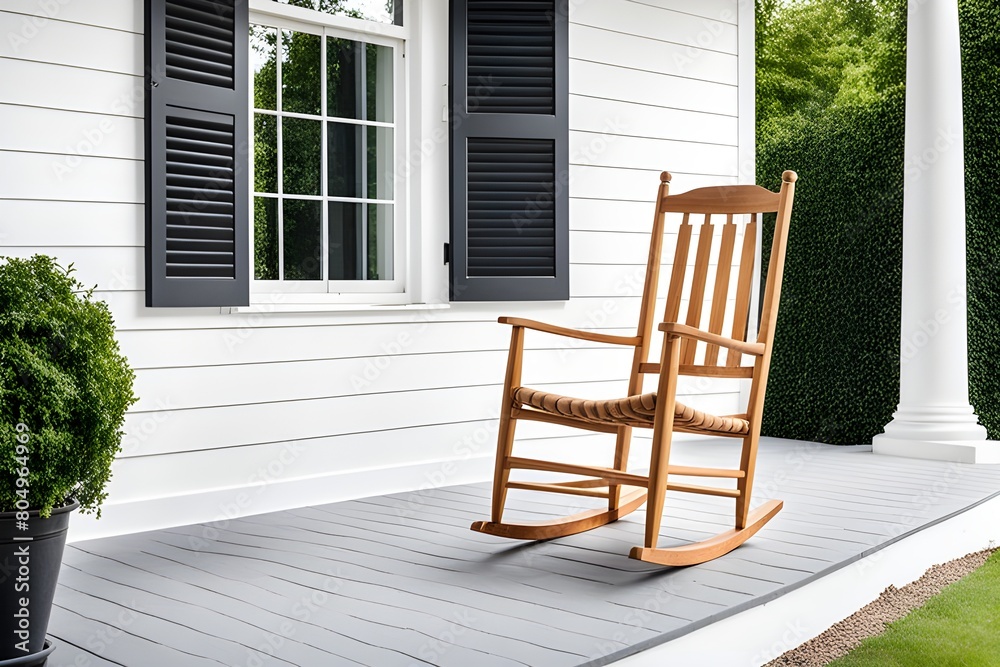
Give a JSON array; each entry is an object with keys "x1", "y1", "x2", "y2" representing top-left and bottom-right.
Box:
[{"x1": 0, "y1": 0, "x2": 754, "y2": 541}]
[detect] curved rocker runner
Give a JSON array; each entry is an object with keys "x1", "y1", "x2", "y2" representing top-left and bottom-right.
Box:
[{"x1": 470, "y1": 171, "x2": 798, "y2": 566}]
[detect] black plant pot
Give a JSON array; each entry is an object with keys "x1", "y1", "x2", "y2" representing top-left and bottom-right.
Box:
[
  {"x1": 0, "y1": 641, "x2": 54, "y2": 667},
  {"x1": 0, "y1": 501, "x2": 78, "y2": 663}
]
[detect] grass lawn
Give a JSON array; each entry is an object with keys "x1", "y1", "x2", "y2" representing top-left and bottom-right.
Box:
[{"x1": 829, "y1": 550, "x2": 1000, "y2": 667}]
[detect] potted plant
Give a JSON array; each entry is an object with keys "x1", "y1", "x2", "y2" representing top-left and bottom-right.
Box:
[{"x1": 0, "y1": 255, "x2": 136, "y2": 666}]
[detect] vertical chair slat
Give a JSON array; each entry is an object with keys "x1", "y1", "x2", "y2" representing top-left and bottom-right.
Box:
[
  {"x1": 663, "y1": 213, "x2": 693, "y2": 325},
  {"x1": 704, "y1": 214, "x2": 737, "y2": 365},
  {"x1": 681, "y1": 214, "x2": 714, "y2": 365},
  {"x1": 728, "y1": 214, "x2": 759, "y2": 367}
]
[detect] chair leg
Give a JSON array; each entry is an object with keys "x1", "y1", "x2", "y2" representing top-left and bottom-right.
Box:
[
  {"x1": 643, "y1": 421, "x2": 674, "y2": 548},
  {"x1": 735, "y1": 429, "x2": 760, "y2": 530},
  {"x1": 489, "y1": 326, "x2": 526, "y2": 524},
  {"x1": 642, "y1": 335, "x2": 682, "y2": 549},
  {"x1": 608, "y1": 425, "x2": 633, "y2": 511},
  {"x1": 490, "y1": 406, "x2": 518, "y2": 523}
]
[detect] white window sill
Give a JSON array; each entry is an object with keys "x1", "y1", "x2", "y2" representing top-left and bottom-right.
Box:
[{"x1": 225, "y1": 302, "x2": 450, "y2": 315}]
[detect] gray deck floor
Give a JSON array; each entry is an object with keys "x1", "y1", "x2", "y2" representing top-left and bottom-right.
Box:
[{"x1": 48, "y1": 438, "x2": 1000, "y2": 667}]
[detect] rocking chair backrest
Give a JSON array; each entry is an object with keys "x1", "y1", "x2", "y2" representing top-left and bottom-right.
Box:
[{"x1": 628, "y1": 171, "x2": 798, "y2": 401}]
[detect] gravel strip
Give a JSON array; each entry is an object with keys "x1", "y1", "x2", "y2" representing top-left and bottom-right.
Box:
[{"x1": 765, "y1": 547, "x2": 997, "y2": 667}]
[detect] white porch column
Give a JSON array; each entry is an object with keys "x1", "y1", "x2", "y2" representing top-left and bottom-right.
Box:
[{"x1": 872, "y1": 0, "x2": 1000, "y2": 463}]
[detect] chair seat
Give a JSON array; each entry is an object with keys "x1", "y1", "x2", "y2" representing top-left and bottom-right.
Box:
[{"x1": 513, "y1": 386, "x2": 750, "y2": 436}]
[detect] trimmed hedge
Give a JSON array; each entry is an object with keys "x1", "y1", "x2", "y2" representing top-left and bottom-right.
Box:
[
  {"x1": 758, "y1": 92, "x2": 905, "y2": 445},
  {"x1": 758, "y1": 0, "x2": 1000, "y2": 445},
  {"x1": 962, "y1": 0, "x2": 1000, "y2": 441}
]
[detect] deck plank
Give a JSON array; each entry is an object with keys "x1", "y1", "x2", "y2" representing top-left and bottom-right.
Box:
[{"x1": 48, "y1": 438, "x2": 1000, "y2": 667}]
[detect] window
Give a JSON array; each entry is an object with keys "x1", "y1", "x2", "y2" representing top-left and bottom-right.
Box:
[
  {"x1": 267, "y1": 0, "x2": 402, "y2": 25},
  {"x1": 143, "y1": 0, "x2": 570, "y2": 308},
  {"x1": 250, "y1": 4, "x2": 404, "y2": 296}
]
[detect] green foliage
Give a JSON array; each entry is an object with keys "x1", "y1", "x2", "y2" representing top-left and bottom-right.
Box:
[
  {"x1": 758, "y1": 0, "x2": 1000, "y2": 444},
  {"x1": 760, "y1": 91, "x2": 905, "y2": 445},
  {"x1": 757, "y1": 0, "x2": 908, "y2": 446},
  {"x1": 0, "y1": 256, "x2": 137, "y2": 517},
  {"x1": 757, "y1": 0, "x2": 1000, "y2": 444},
  {"x1": 962, "y1": 0, "x2": 1000, "y2": 440},
  {"x1": 829, "y1": 550, "x2": 1000, "y2": 666},
  {"x1": 756, "y1": 0, "x2": 906, "y2": 127}
]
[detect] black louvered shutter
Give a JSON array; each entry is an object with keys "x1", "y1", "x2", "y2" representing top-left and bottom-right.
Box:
[
  {"x1": 144, "y1": 0, "x2": 249, "y2": 306},
  {"x1": 449, "y1": 0, "x2": 569, "y2": 301}
]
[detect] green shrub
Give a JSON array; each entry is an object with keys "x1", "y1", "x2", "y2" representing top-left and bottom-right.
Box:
[
  {"x1": 759, "y1": 91, "x2": 905, "y2": 445},
  {"x1": 758, "y1": 0, "x2": 1000, "y2": 445},
  {"x1": 0, "y1": 255, "x2": 137, "y2": 517},
  {"x1": 962, "y1": 0, "x2": 1000, "y2": 440}
]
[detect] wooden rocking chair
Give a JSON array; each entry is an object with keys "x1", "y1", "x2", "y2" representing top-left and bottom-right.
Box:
[{"x1": 471, "y1": 170, "x2": 798, "y2": 566}]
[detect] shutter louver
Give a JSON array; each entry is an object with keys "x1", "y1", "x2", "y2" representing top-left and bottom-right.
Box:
[
  {"x1": 467, "y1": 2, "x2": 554, "y2": 114},
  {"x1": 145, "y1": 0, "x2": 249, "y2": 307},
  {"x1": 467, "y1": 138, "x2": 555, "y2": 277},
  {"x1": 164, "y1": 111, "x2": 236, "y2": 278},
  {"x1": 450, "y1": 0, "x2": 568, "y2": 301},
  {"x1": 165, "y1": 0, "x2": 236, "y2": 87}
]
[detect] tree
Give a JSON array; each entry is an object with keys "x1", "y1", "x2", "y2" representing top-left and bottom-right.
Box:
[
  {"x1": 756, "y1": 0, "x2": 1000, "y2": 443},
  {"x1": 755, "y1": 0, "x2": 908, "y2": 445},
  {"x1": 756, "y1": 0, "x2": 906, "y2": 129}
]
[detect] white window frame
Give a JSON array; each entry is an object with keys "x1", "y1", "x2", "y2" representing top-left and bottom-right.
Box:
[{"x1": 248, "y1": 0, "x2": 410, "y2": 305}]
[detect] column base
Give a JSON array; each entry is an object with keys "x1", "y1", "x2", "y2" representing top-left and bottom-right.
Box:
[{"x1": 872, "y1": 435, "x2": 1000, "y2": 464}]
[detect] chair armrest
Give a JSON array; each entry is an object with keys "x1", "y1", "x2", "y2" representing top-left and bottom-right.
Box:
[
  {"x1": 499, "y1": 317, "x2": 640, "y2": 346},
  {"x1": 658, "y1": 322, "x2": 765, "y2": 356}
]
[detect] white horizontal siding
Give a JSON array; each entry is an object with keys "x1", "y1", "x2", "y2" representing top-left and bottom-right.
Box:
[
  {"x1": 115, "y1": 321, "x2": 516, "y2": 369},
  {"x1": 128, "y1": 348, "x2": 631, "y2": 412},
  {"x1": 109, "y1": 420, "x2": 507, "y2": 502},
  {"x1": 570, "y1": 59, "x2": 738, "y2": 116},
  {"x1": 570, "y1": 130, "x2": 738, "y2": 175},
  {"x1": 0, "y1": 200, "x2": 141, "y2": 246},
  {"x1": 569, "y1": 23, "x2": 738, "y2": 86},
  {"x1": 0, "y1": 149, "x2": 141, "y2": 202},
  {"x1": 630, "y1": 0, "x2": 738, "y2": 23},
  {"x1": 119, "y1": 381, "x2": 738, "y2": 458},
  {"x1": 2, "y1": 0, "x2": 141, "y2": 32},
  {"x1": 570, "y1": 198, "x2": 658, "y2": 233},
  {"x1": 572, "y1": 0, "x2": 738, "y2": 53},
  {"x1": 0, "y1": 104, "x2": 143, "y2": 160},
  {"x1": 1, "y1": 0, "x2": 751, "y2": 538},
  {"x1": 119, "y1": 384, "x2": 501, "y2": 457},
  {"x1": 0, "y1": 58, "x2": 143, "y2": 116},
  {"x1": 570, "y1": 165, "x2": 737, "y2": 201},
  {"x1": 0, "y1": 10, "x2": 141, "y2": 74},
  {"x1": 129, "y1": 347, "x2": 736, "y2": 416},
  {"x1": 569, "y1": 96, "x2": 739, "y2": 145}
]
